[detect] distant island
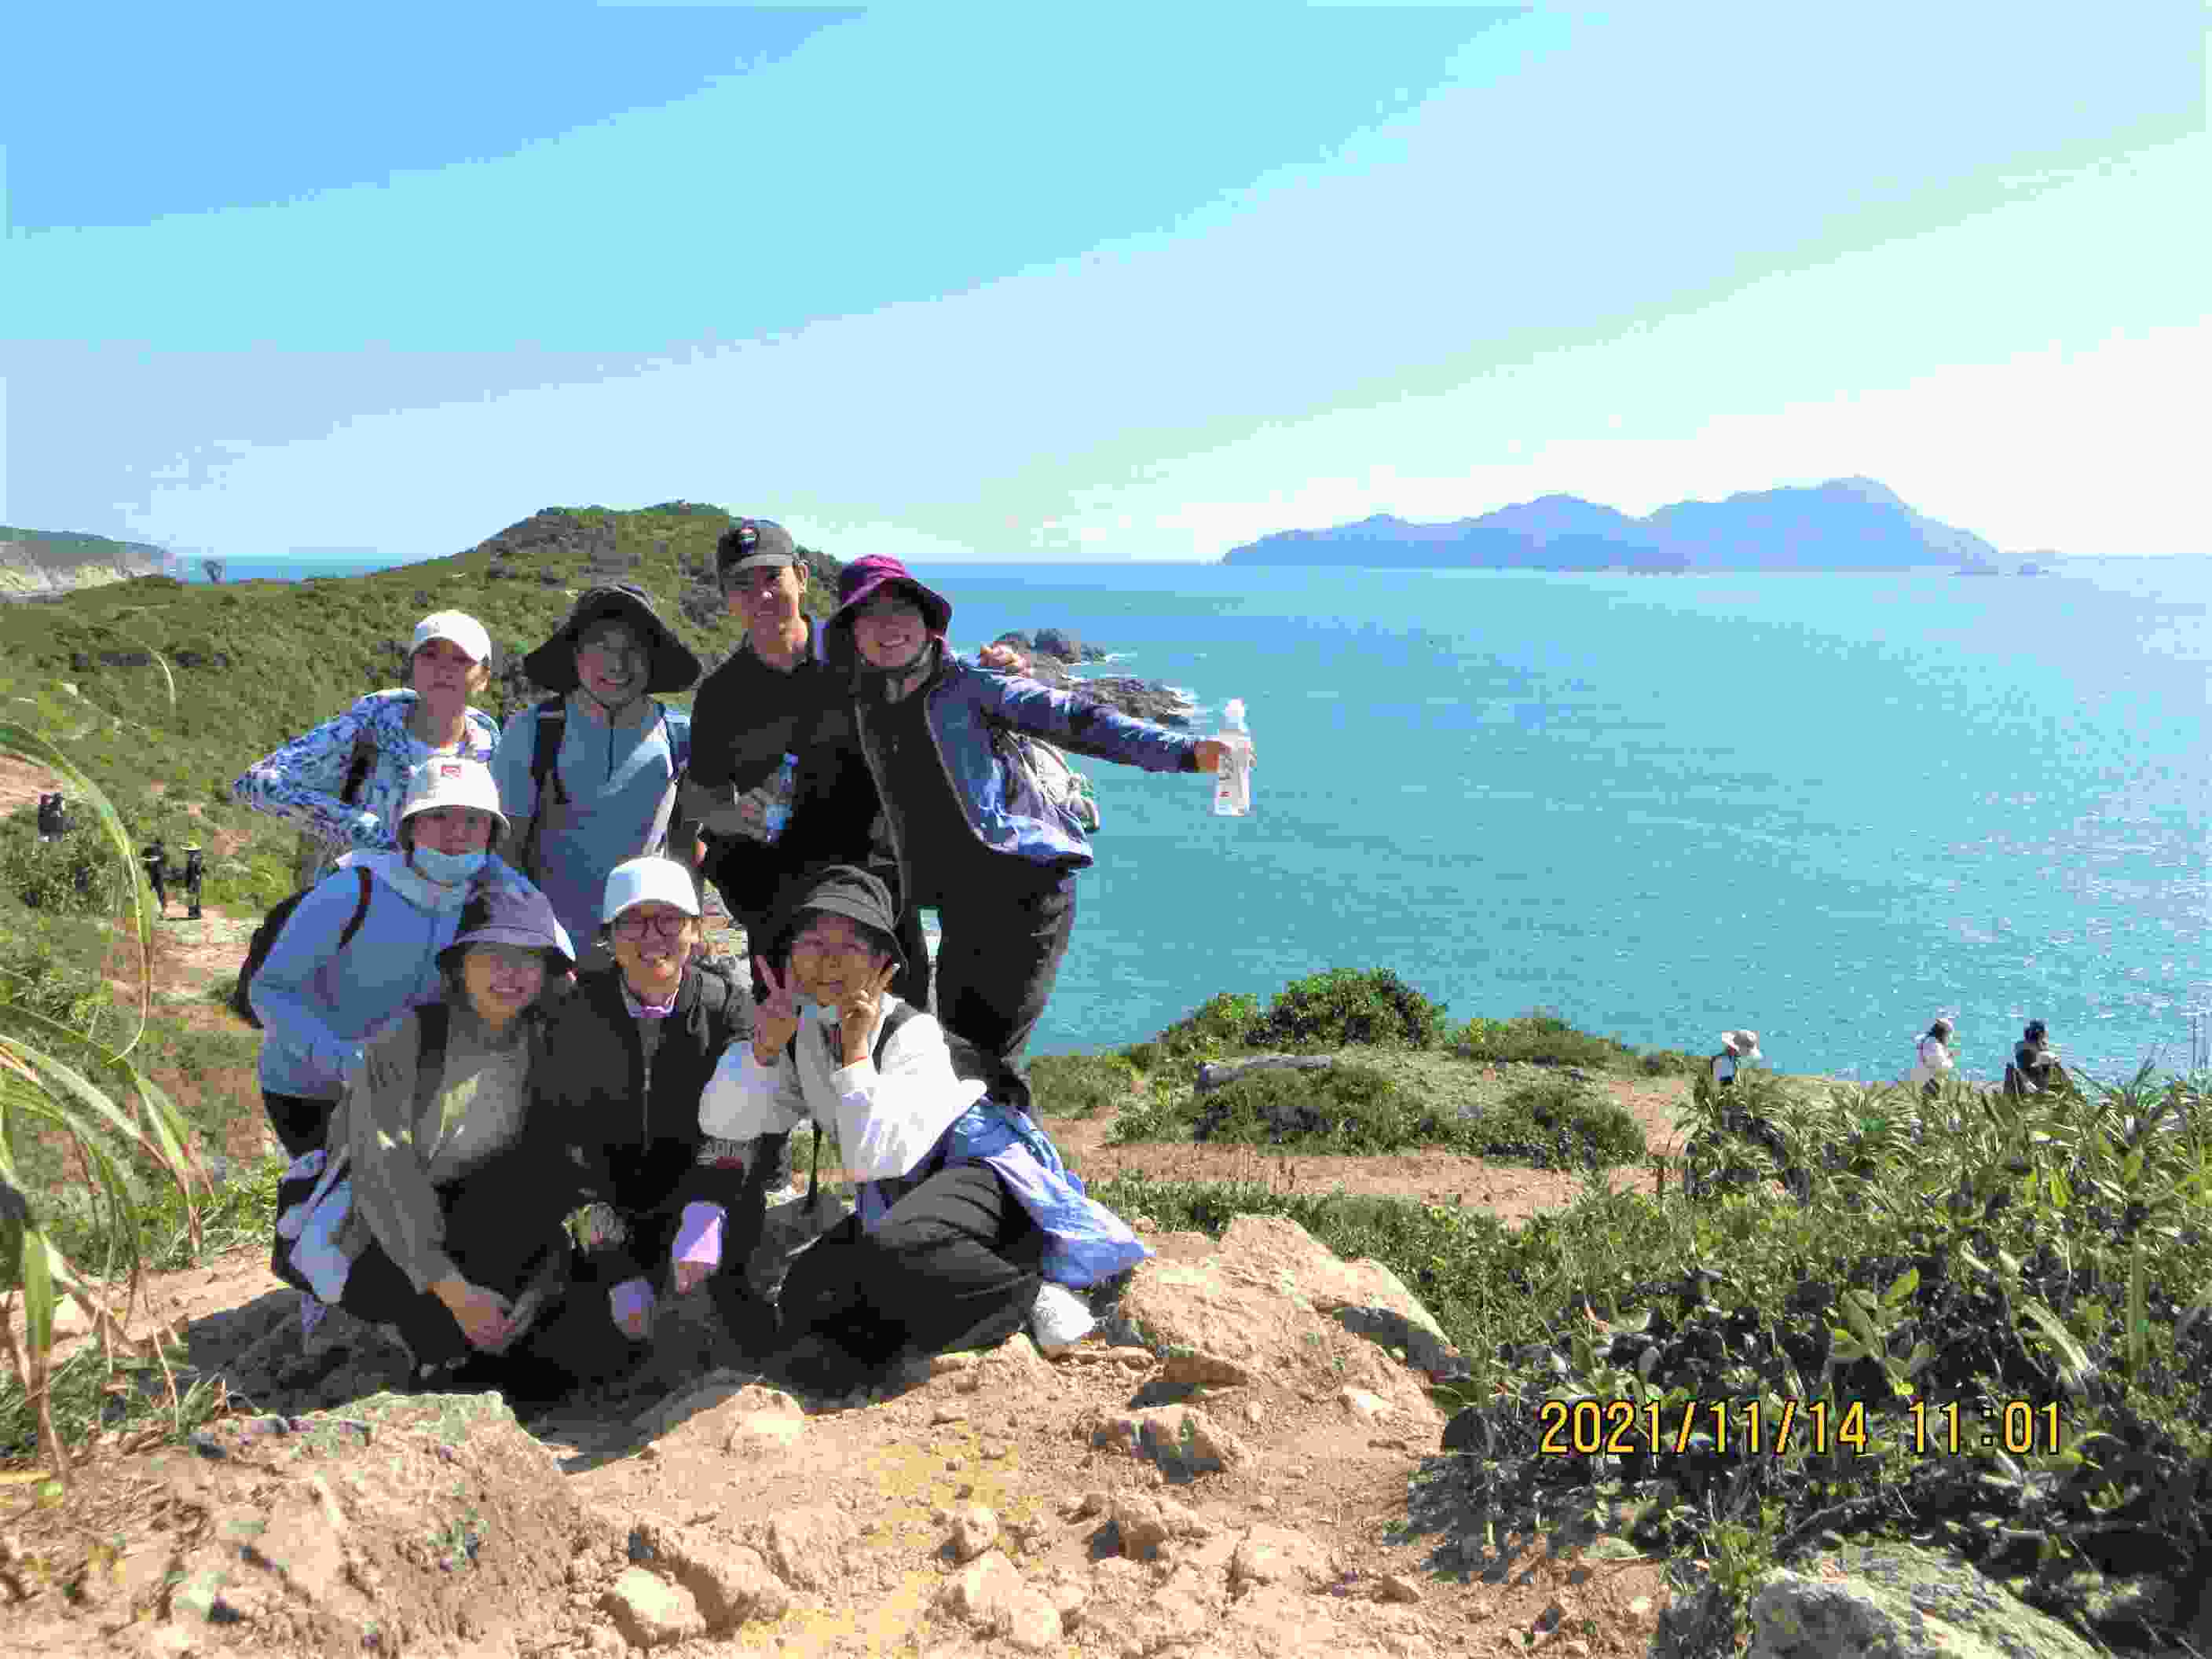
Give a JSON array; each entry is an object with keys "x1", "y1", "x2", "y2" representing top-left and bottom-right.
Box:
[{"x1": 1221, "y1": 476, "x2": 2006, "y2": 573}]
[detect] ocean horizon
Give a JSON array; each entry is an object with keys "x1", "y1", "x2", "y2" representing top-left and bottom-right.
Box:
[{"x1": 184, "y1": 551, "x2": 2207, "y2": 1085}]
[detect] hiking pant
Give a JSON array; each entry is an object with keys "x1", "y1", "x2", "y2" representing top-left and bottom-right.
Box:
[
  {"x1": 304, "y1": 1162, "x2": 617, "y2": 1386},
  {"x1": 929, "y1": 867, "x2": 1075, "y2": 1117},
  {"x1": 264, "y1": 1090, "x2": 337, "y2": 1163},
  {"x1": 775, "y1": 1163, "x2": 1042, "y2": 1391},
  {"x1": 708, "y1": 842, "x2": 932, "y2": 1012}
]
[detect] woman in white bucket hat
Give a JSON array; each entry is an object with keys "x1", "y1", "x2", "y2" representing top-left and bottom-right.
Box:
[
  {"x1": 535, "y1": 857, "x2": 783, "y2": 1361},
  {"x1": 1710, "y1": 1030, "x2": 1763, "y2": 1089},
  {"x1": 233, "y1": 609, "x2": 504, "y2": 888}
]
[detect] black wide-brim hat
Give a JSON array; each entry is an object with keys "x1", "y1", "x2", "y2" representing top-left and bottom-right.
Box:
[
  {"x1": 764, "y1": 862, "x2": 906, "y2": 972},
  {"x1": 437, "y1": 882, "x2": 577, "y2": 978},
  {"x1": 522, "y1": 583, "x2": 702, "y2": 696}
]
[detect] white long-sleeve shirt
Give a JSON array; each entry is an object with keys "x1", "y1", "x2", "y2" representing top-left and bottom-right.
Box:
[
  {"x1": 698, "y1": 997, "x2": 986, "y2": 1185},
  {"x1": 1908, "y1": 1035, "x2": 1955, "y2": 1087}
]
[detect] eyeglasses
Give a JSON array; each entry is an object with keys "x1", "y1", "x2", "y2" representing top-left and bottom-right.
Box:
[
  {"x1": 611, "y1": 913, "x2": 693, "y2": 940},
  {"x1": 789, "y1": 933, "x2": 872, "y2": 959}
]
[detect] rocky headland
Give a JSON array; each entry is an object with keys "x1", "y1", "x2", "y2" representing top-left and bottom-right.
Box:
[
  {"x1": 0, "y1": 526, "x2": 178, "y2": 599},
  {"x1": 994, "y1": 629, "x2": 1196, "y2": 726}
]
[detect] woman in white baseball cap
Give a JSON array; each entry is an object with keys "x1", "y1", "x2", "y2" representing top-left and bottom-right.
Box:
[
  {"x1": 233, "y1": 608, "x2": 503, "y2": 888},
  {"x1": 535, "y1": 856, "x2": 783, "y2": 1364}
]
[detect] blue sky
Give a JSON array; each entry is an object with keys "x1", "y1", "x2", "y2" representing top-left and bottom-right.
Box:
[{"x1": 5, "y1": 5, "x2": 2206, "y2": 561}]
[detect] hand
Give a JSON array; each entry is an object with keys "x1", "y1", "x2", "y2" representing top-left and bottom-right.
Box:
[
  {"x1": 673, "y1": 1258, "x2": 713, "y2": 1296},
  {"x1": 435, "y1": 1280, "x2": 515, "y2": 1351},
  {"x1": 1192, "y1": 738, "x2": 1256, "y2": 773},
  {"x1": 753, "y1": 957, "x2": 800, "y2": 1064},
  {"x1": 977, "y1": 643, "x2": 1031, "y2": 676},
  {"x1": 837, "y1": 961, "x2": 900, "y2": 1067},
  {"x1": 609, "y1": 1276, "x2": 657, "y2": 1340}
]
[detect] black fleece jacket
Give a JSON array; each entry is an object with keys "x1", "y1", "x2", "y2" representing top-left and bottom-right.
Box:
[{"x1": 535, "y1": 961, "x2": 786, "y2": 1282}]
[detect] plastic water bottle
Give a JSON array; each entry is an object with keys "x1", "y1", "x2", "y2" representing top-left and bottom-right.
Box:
[
  {"x1": 1211, "y1": 699, "x2": 1252, "y2": 817},
  {"x1": 758, "y1": 752, "x2": 799, "y2": 842}
]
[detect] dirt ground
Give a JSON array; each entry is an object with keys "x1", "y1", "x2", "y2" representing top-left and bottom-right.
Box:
[{"x1": 3, "y1": 872, "x2": 1686, "y2": 1656}]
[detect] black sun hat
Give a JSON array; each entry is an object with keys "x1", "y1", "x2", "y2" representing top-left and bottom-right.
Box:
[
  {"x1": 522, "y1": 583, "x2": 701, "y2": 696},
  {"x1": 764, "y1": 863, "x2": 906, "y2": 972}
]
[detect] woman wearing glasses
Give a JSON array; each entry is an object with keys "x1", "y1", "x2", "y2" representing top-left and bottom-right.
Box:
[{"x1": 532, "y1": 857, "x2": 783, "y2": 1367}]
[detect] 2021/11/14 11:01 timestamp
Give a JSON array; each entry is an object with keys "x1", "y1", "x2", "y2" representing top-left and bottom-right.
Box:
[{"x1": 1536, "y1": 1397, "x2": 2067, "y2": 1458}]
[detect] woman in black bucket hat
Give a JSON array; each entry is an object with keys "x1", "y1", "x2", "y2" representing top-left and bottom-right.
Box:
[{"x1": 494, "y1": 583, "x2": 703, "y2": 976}]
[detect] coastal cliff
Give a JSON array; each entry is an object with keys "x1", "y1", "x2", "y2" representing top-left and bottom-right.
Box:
[{"x1": 0, "y1": 526, "x2": 178, "y2": 598}]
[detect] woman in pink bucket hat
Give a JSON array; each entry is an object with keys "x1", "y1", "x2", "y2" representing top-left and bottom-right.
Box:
[{"x1": 819, "y1": 555, "x2": 1248, "y2": 1116}]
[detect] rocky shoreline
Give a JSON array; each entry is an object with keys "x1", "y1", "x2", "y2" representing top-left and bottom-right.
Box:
[{"x1": 993, "y1": 628, "x2": 1198, "y2": 727}]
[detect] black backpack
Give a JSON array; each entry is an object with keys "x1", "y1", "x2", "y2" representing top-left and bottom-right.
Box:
[
  {"x1": 230, "y1": 732, "x2": 382, "y2": 1027},
  {"x1": 231, "y1": 868, "x2": 374, "y2": 1028}
]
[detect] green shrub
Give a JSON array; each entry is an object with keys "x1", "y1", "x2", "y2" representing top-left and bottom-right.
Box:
[
  {"x1": 1637, "y1": 1048, "x2": 1703, "y2": 1078},
  {"x1": 1118, "y1": 1040, "x2": 1161, "y2": 1074},
  {"x1": 1027, "y1": 1052, "x2": 1137, "y2": 1119},
  {"x1": 1190, "y1": 1063, "x2": 1419, "y2": 1150},
  {"x1": 1247, "y1": 967, "x2": 1449, "y2": 1051},
  {"x1": 0, "y1": 818, "x2": 124, "y2": 917},
  {"x1": 1452, "y1": 1007, "x2": 1640, "y2": 1069},
  {"x1": 1459, "y1": 1079, "x2": 1648, "y2": 1168},
  {"x1": 1153, "y1": 991, "x2": 1262, "y2": 1060}
]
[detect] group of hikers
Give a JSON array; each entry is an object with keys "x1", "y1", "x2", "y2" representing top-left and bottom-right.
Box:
[
  {"x1": 1708, "y1": 1016, "x2": 2070, "y2": 1101},
  {"x1": 228, "y1": 525, "x2": 1245, "y2": 1401}
]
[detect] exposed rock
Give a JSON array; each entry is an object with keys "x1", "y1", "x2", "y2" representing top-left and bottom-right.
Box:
[
  {"x1": 652, "y1": 1533, "x2": 790, "y2": 1630},
  {"x1": 1339, "y1": 1386, "x2": 1393, "y2": 1422},
  {"x1": 1229, "y1": 1525, "x2": 1335, "y2": 1591},
  {"x1": 1379, "y1": 1572, "x2": 1425, "y2": 1604},
  {"x1": 1033, "y1": 627, "x2": 1084, "y2": 661},
  {"x1": 1086, "y1": 1404, "x2": 1252, "y2": 1476},
  {"x1": 938, "y1": 1551, "x2": 1062, "y2": 1653},
  {"x1": 764, "y1": 1502, "x2": 858, "y2": 1591},
  {"x1": 1196, "y1": 1054, "x2": 1339, "y2": 1094},
  {"x1": 600, "y1": 1566, "x2": 704, "y2": 1647},
  {"x1": 948, "y1": 1504, "x2": 1001, "y2": 1562},
  {"x1": 1108, "y1": 1492, "x2": 1209, "y2": 1558},
  {"x1": 1749, "y1": 1543, "x2": 2105, "y2": 1659},
  {"x1": 1107, "y1": 1215, "x2": 1453, "y2": 1419}
]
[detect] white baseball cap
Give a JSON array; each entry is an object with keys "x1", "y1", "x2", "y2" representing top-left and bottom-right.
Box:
[
  {"x1": 601, "y1": 856, "x2": 701, "y2": 923},
  {"x1": 410, "y1": 610, "x2": 493, "y2": 665},
  {"x1": 397, "y1": 756, "x2": 508, "y2": 835}
]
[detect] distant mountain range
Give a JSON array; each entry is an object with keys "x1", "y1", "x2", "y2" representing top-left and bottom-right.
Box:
[
  {"x1": 1221, "y1": 477, "x2": 2008, "y2": 572},
  {"x1": 0, "y1": 526, "x2": 179, "y2": 598}
]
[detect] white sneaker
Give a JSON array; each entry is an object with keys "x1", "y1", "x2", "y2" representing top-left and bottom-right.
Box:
[{"x1": 1030, "y1": 1282, "x2": 1094, "y2": 1356}]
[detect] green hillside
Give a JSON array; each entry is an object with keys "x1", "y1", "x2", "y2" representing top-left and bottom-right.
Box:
[{"x1": 0, "y1": 502, "x2": 842, "y2": 916}]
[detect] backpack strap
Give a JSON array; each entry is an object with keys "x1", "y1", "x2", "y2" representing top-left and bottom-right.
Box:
[
  {"x1": 515, "y1": 696, "x2": 569, "y2": 882},
  {"x1": 335, "y1": 866, "x2": 374, "y2": 954},
  {"x1": 336, "y1": 730, "x2": 380, "y2": 808},
  {"x1": 409, "y1": 1001, "x2": 452, "y2": 1138}
]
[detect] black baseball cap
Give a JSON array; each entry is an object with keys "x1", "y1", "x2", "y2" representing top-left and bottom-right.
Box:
[{"x1": 716, "y1": 518, "x2": 799, "y2": 579}]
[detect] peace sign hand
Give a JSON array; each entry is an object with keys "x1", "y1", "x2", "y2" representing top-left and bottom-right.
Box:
[
  {"x1": 837, "y1": 961, "x2": 900, "y2": 1068},
  {"x1": 753, "y1": 956, "x2": 800, "y2": 1065}
]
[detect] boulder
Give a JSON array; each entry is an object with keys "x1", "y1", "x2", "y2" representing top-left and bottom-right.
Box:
[
  {"x1": 1033, "y1": 627, "x2": 1082, "y2": 661},
  {"x1": 1106, "y1": 1214, "x2": 1454, "y2": 1414},
  {"x1": 1749, "y1": 1543, "x2": 2105, "y2": 1659},
  {"x1": 1196, "y1": 1054, "x2": 1339, "y2": 1093},
  {"x1": 938, "y1": 1551, "x2": 1063, "y2": 1653},
  {"x1": 600, "y1": 1567, "x2": 704, "y2": 1648},
  {"x1": 947, "y1": 1504, "x2": 1001, "y2": 1562},
  {"x1": 1229, "y1": 1524, "x2": 1336, "y2": 1592}
]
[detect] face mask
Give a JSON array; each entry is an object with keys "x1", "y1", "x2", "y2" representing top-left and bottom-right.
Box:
[
  {"x1": 412, "y1": 846, "x2": 487, "y2": 887},
  {"x1": 791, "y1": 995, "x2": 843, "y2": 1027}
]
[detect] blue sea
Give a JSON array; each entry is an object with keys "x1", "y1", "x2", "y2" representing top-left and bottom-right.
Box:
[{"x1": 204, "y1": 551, "x2": 2211, "y2": 1085}]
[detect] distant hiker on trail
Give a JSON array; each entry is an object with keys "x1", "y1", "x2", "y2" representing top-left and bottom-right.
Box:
[
  {"x1": 270, "y1": 883, "x2": 607, "y2": 1397},
  {"x1": 683, "y1": 518, "x2": 1006, "y2": 1007},
  {"x1": 2005, "y1": 1019, "x2": 2062, "y2": 1097},
  {"x1": 182, "y1": 844, "x2": 205, "y2": 920},
  {"x1": 141, "y1": 837, "x2": 170, "y2": 915},
  {"x1": 495, "y1": 584, "x2": 699, "y2": 977},
  {"x1": 537, "y1": 856, "x2": 778, "y2": 1365},
  {"x1": 36, "y1": 793, "x2": 64, "y2": 842},
  {"x1": 231, "y1": 610, "x2": 501, "y2": 889},
  {"x1": 1711, "y1": 1030, "x2": 1761, "y2": 1089},
  {"x1": 822, "y1": 555, "x2": 1246, "y2": 1113},
  {"x1": 250, "y1": 757, "x2": 564, "y2": 1165},
  {"x1": 698, "y1": 864, "x2": 1148, "y2": 1397},
  {"x1": 1908, "y1": 1016, "x2": 1957, "y2": 1102}
]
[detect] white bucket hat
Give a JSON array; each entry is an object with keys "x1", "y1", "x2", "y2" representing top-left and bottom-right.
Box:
[
  {"x1": 1720, "y1": 1030, "x2": 1763, "y2": 1060},
  {"x1": 397, "y1": 756, "x2": 508, "y2": 836},
  {"x1": 411, "y1": 610, "x2": 493, "y2": 665},
  {"x1": 601, "y1": 856, "x2": 701, "y2": 924}
]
